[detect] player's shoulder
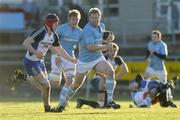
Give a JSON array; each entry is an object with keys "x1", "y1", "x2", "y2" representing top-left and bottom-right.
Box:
[
  {"x1": 58, "y1": 23, "x2": 68, "y2": 30},
  {"x1": 53, "y1": 31, "x2": 58, "y2": 36},
  {"x1": 76, "y1": 26, "x2": 83, "y2": 33},
  {"x1": 83, "y1": 23, "x2": 91, "y2": 30},
  {"x1": 160, "y1": 40, "x2": 167, "y2": 47},
  {"x1": 148, "y1": 41, "x2": 153, "y2": 45},
  {"x1": 83, "y1": 23, "x2": 94, "y2": 34},
  {"x1": 29, "y1": 26, "x2": 46, "y2": 38},
  {"x1": 53, "y1": 32, "x2": 59, "y2": 39}
]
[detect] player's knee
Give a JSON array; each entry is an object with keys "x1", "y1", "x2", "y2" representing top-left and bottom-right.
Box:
[
  {"x1": 64, "y1": 76, "x2": 74, "y2": 87},
  {"x1": 73, "y1": 73, "x2": 86, "y2": 89},
  {"x1": 48, "y1": 73, "x2": 61, "y2": 88},
  {"x1": 98, "y1": 83, "x2": 105, "y2": 92},
  {"x1": 50, "y1": 80, "x2": 60, "y2": 88},
  {"x1": 40, "y1": 79, "x2": 51, "y2": 89},
  {"x1": 73, "y1": 80, "x2": 83, "y2": 90},
  {"x1": 74, "y1": 82, "x2": 82, "y2": 88}
]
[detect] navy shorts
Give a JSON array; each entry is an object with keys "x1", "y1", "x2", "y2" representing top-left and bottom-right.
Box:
[{"x1": 23, "y1": 57, "x2": 46, "y2": 76}]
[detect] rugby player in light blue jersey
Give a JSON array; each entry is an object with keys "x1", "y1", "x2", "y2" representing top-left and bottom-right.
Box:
[
  {"x1": 48, "y1": 10, "x2": 82, "y2": 107},
  {"x1": 145, "y1": 30, "x2": 168, "y2": 82},
  {"x1": 12, "y1": 14, "x2": 76, "y2": 112},
  {"x1": 52, "y1": 8, "x2": 120, "y2": 112},
  {"x1": 144, "y1": 30, "x2": 173, "y2": 101},
  {"x1": 76, "y1": 42, "x2": 129, "y2": 109}
]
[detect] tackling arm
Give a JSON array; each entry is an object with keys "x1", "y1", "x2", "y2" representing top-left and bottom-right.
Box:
[
  {"x1": 153, "y1": 52, "x2": 167, "y2": 59},
  {"x1": 115, "y1": 63, "x2": 129, "y2": 80},
  {"x1": 53, "y1": 46, "x2": 77, "y2": 64},
  {"x1": 146, "y1": 50, "x2": 150, "y2": 59},
  {"x1": 87, "y1": 44, "x2": 109, "y2": 52}
]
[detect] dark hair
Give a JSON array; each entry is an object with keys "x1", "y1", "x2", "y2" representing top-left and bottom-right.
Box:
[
  {"x1": 103, "y1": 31, "x2": 114, "y2": 40},
  {"x1": 44, "y1": 14, "x2": 59, "y2": 28},
  {"x1": 46, "y1": 14, "x2": 58, "y2": 19}
]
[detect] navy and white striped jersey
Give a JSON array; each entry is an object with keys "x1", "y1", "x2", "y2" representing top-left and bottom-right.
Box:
[{"x1": 25, "y1": 26, "x2": 60, "y2": 61}]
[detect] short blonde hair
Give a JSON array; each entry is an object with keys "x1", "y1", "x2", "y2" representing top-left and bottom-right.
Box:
[
  {"x1": 89, "y1": 8, "x2": 101, "y2": 16},
  {"x1": 152, "y1": 30, "x2": 161, "y2": 40},
  {"x1": 68, "y1": 9, "x2": 81, "y2": 20}
]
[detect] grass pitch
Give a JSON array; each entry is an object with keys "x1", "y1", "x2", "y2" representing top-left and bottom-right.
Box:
[{"x1": 0, "y1": 97, "x2": 180, "y2": 120}]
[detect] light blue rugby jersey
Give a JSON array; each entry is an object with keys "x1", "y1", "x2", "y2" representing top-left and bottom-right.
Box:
[
  {"x1": 147, "y1": 40, "x2": 168, "y2": 70},
  {"x1": 57, "y1": 23, "x2": 82, "y2": 58},
  {"x1": 79, "y1": 22, "x2": 105, "y2": 62}
]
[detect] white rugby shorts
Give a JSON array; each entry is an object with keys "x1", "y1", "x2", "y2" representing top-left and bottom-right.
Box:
[
  {"x1": 50, "y1": 54, "x2": 76, "y2": 77},
  {"x1": 76, "y1": 56, "x2": 106, "y2": 73},
  {"x1": 144, "y1": 66, "x2": 167, "y2": 83}
]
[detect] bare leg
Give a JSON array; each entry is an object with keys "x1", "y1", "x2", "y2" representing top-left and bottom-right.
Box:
[
  {"x1": 97, "y1": 78, "x2": 106, "y2": 107},
  {"x1": 95, "y1": 60, "x2": 115, "y2": 103},
  {"x1": 32, "y1": 71, "x2": 51, "y2": 107},
  {"x1": 94, "y1": 60, "x2": 120, "y2": 109},
  {"x1": 58, "y1": 72, "x2": 88, "y2": 108}
]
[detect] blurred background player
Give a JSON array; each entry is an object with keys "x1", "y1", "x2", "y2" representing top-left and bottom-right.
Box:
[
  {"x1": 129, "y1": 73, "x2": 177, "y2": 108},
  {"x1": 52, "y1": 8, "x2": 119, "y2": 112},
  {"x1": 144, "y1": 30, "x2": 173, "y2": 102},
  {"x1": 144, "y1": 30, "x2": 167, "y2": 83},
  {"x1": 48, "y1": 9, "x2": 82, "y2": 108},
  {"x1": 76, "y1": 31, "x2": 129, "y2": 108},
  {"x1": 12, "y1": 14, "x2": 76, "y2": 112}
]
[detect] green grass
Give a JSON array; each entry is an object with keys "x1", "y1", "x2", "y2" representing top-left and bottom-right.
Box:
[{"x1": 0, "y1": 97, "x2": 180, "y2": 120}]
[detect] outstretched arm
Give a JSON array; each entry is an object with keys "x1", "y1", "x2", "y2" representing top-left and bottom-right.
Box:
[
  {"x1": 53, "y1": 46, "x2": 77, "y2": 64},
  {"x1": 115, "y1": 63, "x2": 129, "y2": 79},
  {"x1": 87, "y1": 44, "x2": 109, "y2": 52},
  {"x1": 146, "y1": 50, "x2": 150, "y2": 60},
  {"x1": 153, "y1": 52, "x2": 167, "y2": 59}
]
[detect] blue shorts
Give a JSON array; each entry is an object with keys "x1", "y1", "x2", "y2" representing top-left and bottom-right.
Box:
[
  {"x1": 91, "y1": 77, "x2": 101, "y2": 92},
  {"x1": 23, "y1": 57, "x2": 46, "y2": 76}
]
